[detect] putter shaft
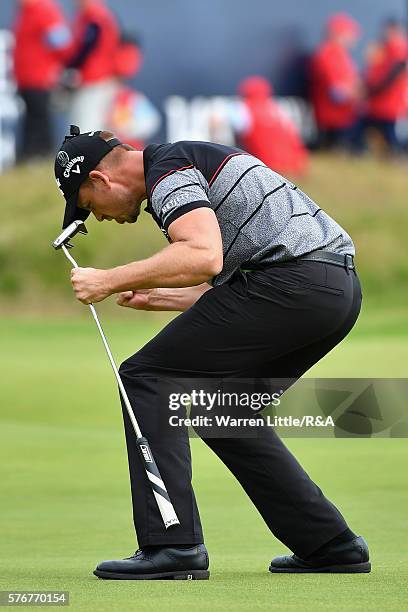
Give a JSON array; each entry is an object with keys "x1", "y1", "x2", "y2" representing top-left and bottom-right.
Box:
[
  {"x1": 61, "y1": 245, "x2": 143, "y2": 438},
  {"x1": 55, "y1": 223, "x2": 179, "y2": 528}
]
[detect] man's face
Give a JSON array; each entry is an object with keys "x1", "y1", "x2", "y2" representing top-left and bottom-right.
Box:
[{"x1": 78, "y1": 173, "x2": 144, "y2": 224}]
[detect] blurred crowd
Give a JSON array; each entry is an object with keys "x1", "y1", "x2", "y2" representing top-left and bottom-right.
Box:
[
  {"x1": 13, "y1": 0, "x2": 160, "y2": 162},
  {"x1": 233, "y1": 13, "x2": 408, "y2": 174},
  {"x1": 11, "y1": 1, "x2": 408, "y2": 174},
  {"x1": 309, "y1": 13, "x2": 408, "y2": 155}
]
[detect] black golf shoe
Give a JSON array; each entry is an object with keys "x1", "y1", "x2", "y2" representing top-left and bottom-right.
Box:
[
  {"x1": 94, "y1": 544, "x2": 209, "y2": 580},
  {"x1": 269, "y1": 535, "x2": 371, "y2": 573}
]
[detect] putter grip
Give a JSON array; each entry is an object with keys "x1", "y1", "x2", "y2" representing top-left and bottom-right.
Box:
[{"x1": 136, "y1": 437, "x2": 180, "y2": 528}]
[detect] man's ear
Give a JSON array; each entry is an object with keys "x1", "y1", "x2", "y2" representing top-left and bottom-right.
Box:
[{"x1": 88, "y1": 170, "x2": 111, "y2": 189}]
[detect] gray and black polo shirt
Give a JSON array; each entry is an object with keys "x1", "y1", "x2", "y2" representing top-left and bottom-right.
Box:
[{"x1": 143, "y1": 141, "x2": 355, "y2": 286}]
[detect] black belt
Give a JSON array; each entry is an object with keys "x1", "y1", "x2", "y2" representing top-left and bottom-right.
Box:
[
  {"x1": 241, "y1": 250, "x2": 355, "y2": 273},
  {"x1": 298, "y1": 250, "x2": 355, "y2": 270}
]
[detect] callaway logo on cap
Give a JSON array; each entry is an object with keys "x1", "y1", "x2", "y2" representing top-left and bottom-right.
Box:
[{"x1": 54, "y1": 125, "x2": 122, "y2": 229}]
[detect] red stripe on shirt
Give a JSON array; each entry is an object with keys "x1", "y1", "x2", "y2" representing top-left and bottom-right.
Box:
[
  {"x1": 209, "y1": 152, "x2": 245, "y2": 187},
  {"x1": 150, "y1": 164, "x2": 194, "y2": 196}
]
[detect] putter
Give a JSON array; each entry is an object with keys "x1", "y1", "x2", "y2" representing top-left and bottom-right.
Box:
[{"x1": 52, "y1": 220, "x2": 180, "y2": 529}]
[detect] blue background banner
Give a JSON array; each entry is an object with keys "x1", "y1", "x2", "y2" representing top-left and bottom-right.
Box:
[{"x1": 1, "y1": 0, "x2": 407, "y2": 106}]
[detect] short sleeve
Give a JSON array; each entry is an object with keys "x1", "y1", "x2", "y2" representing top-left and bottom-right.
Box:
[{"x1": 150, "y1": 166, "x2": 212, "y2": 230}]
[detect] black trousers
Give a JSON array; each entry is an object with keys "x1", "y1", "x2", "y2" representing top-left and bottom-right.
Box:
[
  {"x1": 118, "y1": 260, "x2": 362, "y2": 558},
  {"x1": 18, "y1": 88, "x2": 53, "y2": 160},
  {"x1": 352, "y1": 116, "x2": 399, "y2": 153},
  {"x1": 315, "y1": 126, "x2": 355, "y2": 151}
]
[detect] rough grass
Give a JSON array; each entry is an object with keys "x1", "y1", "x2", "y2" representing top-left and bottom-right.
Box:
[
  {"x1": 299, "y1": 154, "x2": 408, "y2": 302},
  {"x1": 0, "y1": 154, "x2": 407, "y2": 311}
]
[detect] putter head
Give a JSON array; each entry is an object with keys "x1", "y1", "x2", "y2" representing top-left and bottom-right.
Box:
[{"x1": 52, "y1": 220, "x2": 88, "y2": 250}]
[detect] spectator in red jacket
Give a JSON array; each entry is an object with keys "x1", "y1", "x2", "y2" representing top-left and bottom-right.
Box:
[
  {"x1": 359, "y1": 19, "x2": 408, "y2": 153},
  {"x1": 106, "y1": 32, "x2": 161, "y2": 149},
  {"x1": 234, "y1": 76, "x2": 308, "y2": 176},
  {"x1": 310, "y1": 13, "x2": 361, "y2": 149},
  {"x1": 114, "y1": 32, "x2": 143, "y2": 81},
  {"x1": 13, "y1": 0, "x2": 71, "y2": 160},
  {"x1": 66, "y1": 0, "x2": 120, "y2": 131}
]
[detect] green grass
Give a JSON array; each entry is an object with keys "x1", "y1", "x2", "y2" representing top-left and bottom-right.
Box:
[
  {"x1": 0, "y1": 316, "x2": 407, "y2": 611},
  {"x1": 1, "y1": 141, "x2": 407, "y2": 610},
  {"x1": 1, "y1": 154, "x2": 408, "y2": 310}
]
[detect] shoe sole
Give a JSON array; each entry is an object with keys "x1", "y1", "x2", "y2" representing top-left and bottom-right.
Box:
[
  {"x1": 93, "y1": 569, "x2": 210, "y2": 580},
  {"x1": 269, "y1": 562, "x2": 371, "y2": 574}
]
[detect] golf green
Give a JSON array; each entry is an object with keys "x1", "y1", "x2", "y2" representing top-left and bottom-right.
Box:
[{"x1": 0, "y1": 317, "x2": 407, "y2": 611}]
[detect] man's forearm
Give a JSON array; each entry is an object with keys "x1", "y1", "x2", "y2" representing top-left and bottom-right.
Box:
[
  {"x1": 106, "y1": 241, "x2": 222, "y2": 292},
  {"x1": 147, "y1": 284, "x2": 212, "y2": 311}
]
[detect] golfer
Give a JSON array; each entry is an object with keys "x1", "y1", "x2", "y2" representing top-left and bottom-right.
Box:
[{"x1": 54, "y1": 126, "x2": 370, "y2": 579}]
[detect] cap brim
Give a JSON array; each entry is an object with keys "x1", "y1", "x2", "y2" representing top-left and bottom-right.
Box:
[{"x1": 62, "y1": 191, "x2": 90, "y2": 229}]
